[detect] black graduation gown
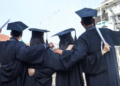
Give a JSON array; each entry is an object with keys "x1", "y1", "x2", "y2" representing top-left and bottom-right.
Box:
[
  {"x1": 24, "y1": 64, "x2": 55, "y2": 86},
  {"x1": 0, "y1": 37, "x2": 48, "y2": 86},
  {"x1": 60, "y1": 27, "x2": 120, "y2": 86}
]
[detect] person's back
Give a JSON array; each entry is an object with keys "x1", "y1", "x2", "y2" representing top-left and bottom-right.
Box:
[
  {"x1": 52, "y1": 28, "x2": 84, "y2": 86},
  {"x1": 75, "y1": 8, "x2": 120, "y2": 86},
  {"x1": 81, "y1": 27, "x2": 119, "y2": 86},
  {"x1": 24, "y1": 28, "x2": 55, "y2": 86},
  {"x1": 0, "y1": 21, "x2": 28, "y2": 86},
  {"x1": 84, "y1": 28, "x2": 119, "y2": 86}
]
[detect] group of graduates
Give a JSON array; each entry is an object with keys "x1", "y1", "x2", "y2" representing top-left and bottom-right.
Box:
[{"x1": 0, "y1": 7, "x2": 120, "y2": 86}]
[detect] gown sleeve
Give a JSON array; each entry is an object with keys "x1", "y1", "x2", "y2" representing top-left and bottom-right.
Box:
[
  {"x1": 45, "y1": 49, "x2": 73, "y2": 71},
  {"x1": 16, "y1": 42, "x2": 49, "y2": 64},
  {"x1": 59, "y1": 37, "x2": 88, "y2": 69},
  {"x1": 34, "y1": 67, "x2": 55, "y2": 85},
  {"x1": 0, "y1": 60, "x2": 25, "y2": 82},
  {"x1": 110, "y1": 30, "x2": 120, "y2": 46},
  {"x1": 81, "y1": 51, "x2": 107, "y2": 74}
]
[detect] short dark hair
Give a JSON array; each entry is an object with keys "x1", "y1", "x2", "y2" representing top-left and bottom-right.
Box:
[
  {"x1": 11, "y1": 30, "x2": 22, "y2": 37},
  {"x1": 82, "y1": 17, "x2": 93, "y2": 25}
]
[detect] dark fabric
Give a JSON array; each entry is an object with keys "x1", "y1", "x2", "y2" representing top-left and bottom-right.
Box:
[
  {"x1": 24, "y1": 36, "x2": 55, "y2": 86},
  {"x1": 24, "y1": 63, "x2": 54, "y2": 86},
  {"x1": 56, "y1": 33, "x2": 84, "y2": 86},
  {"x1": 0, "y1": 37, "x2": 47, "y2": 86},
  {"x1": 34, "y1": 68, "x2": 54, "y2": 86},
  {"x1": 61, "y1": 28, "x2": 120, "y2": 86},
  {"x1": 0, "y1": 61, "x2": 24, "y2": 82},
  {"x1": 82, "y1": 52, "x2": 107, "y2": 74},
  {"x1": 0, "y1": 61, "x2": 27, "y2": 86}
]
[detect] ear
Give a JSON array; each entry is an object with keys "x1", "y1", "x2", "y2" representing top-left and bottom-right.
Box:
[{"x1": 93, "y1": 18, "x2": 95, "y2": 23}]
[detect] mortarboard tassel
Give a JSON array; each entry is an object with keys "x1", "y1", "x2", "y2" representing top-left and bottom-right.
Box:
[{"x1": 17, "y1": 24, "x2": 26, "y2": 45}]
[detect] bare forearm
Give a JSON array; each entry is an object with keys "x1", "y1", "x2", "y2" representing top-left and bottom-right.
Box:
[{"x1": 53, "y1": 49, "x2": 63, "y2": 55}]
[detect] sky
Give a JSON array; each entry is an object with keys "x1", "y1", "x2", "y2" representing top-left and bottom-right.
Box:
[{"x1": 0, "y1": 0, "x2": 104, "y2": 44}]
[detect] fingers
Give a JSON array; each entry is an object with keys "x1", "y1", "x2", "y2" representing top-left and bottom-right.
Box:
[
  {"x1": 28, "y1": 68, "x2": 35, "y2": 76},
  {"x1": 53, "y1": 48, "x2": 59, "y2": 53},
  {"x1": 28, "y1": 69, "x2": 32, "y2": 76},
  {"x1": 49, "y1": 42, "x2": 54, "y2": 48},
  {"x1": 105, "y1": 43, "x2": 110, "y2": 51},
  {"x1": 103, "y1": 43, "x2": 110, "y2": 54},
  {"x1": 106, "y1": 43, "x2": 111, "y2": 48}
]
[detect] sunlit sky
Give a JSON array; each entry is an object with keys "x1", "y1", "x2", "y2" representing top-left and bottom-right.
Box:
[{"x1": 0, "y1": 0, "x2": 104, "y2": 44}]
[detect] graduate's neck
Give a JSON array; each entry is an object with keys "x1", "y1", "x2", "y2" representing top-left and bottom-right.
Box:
[
  {"x1": 12, "y1": 37, "x2": 21, "y2": 41},
  {"x1": 84, "y1": 24, "x2": 94, "y2": 30}
]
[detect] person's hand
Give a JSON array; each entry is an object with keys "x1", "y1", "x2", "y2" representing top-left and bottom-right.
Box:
[
  {"x1": 102, "y1": 43, "x2": 110, "y2": 55},
  {"x1": 28, "y1": 68, "x2": 35, "y2": 76},
  {"x1": 53, "y1": 48, "x2": 63, "y2": 55},
  {"x1": 66, "y1": 45, "x2": 74, "y2": 50},
  {"x1": 49, "y1": 42, "x2": 54, "y2": 49},
  {"x1": 53, "y1": 48, "x2": 59, "y2": 53}
]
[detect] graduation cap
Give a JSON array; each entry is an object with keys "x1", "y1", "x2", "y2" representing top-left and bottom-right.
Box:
[
  {"x1": 7, "y1": 21, "x2": 28, "y2": 45},
  {"x1": 75, "y1": 8, "x2": 97, "y2": 18},
  {"x1": 52, "y1": 28, "x2": 77, "y2": 42},
  {"x1": 7, "y1": 21, "x2": 28, "y2": 32},
  {"x1": 29, "y1": 28, "x2": 50, "y2": 44}
]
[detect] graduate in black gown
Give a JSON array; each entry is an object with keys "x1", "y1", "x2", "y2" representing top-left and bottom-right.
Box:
[
  {"x1": 0, "y1": 21, "x2": 53, "y2": 86},
  {"x1": 24, "y1": 28, "x2": 55, "y2": 86},
  {"x1": 53, "y1": 8, "x2": 120, "y2": 86},
  {"x1": 52, "y1": 28, "x2": 84, "y2": 86}
]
